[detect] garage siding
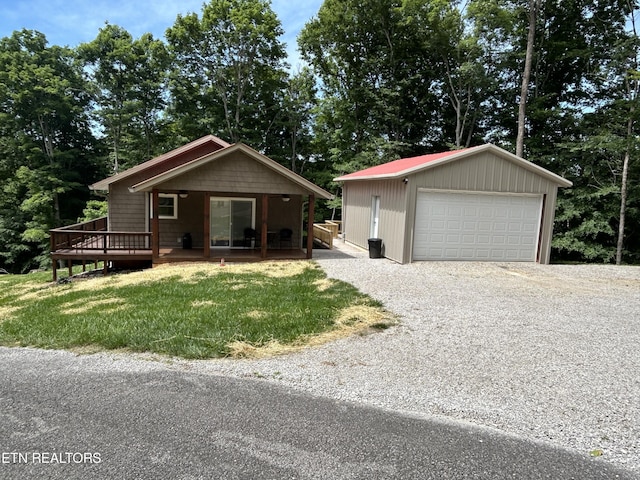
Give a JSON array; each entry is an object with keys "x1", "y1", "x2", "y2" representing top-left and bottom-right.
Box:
[
  {"x1": 403, "y1": 151, "x2": 559, "y2": 264},
  {"x1": 342, "y1": 180, "x2": 408, "y2": 263}
]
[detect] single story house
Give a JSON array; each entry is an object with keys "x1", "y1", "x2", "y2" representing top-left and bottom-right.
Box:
[
  {"x1": 334, "y1": 144, "x2": 572, "y2": 264},
  {"x1": 50, "y1": 135, "x2": 332, "y2": 279}
]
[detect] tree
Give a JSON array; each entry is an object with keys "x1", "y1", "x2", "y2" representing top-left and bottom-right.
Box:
[
  {"x1": 79, "y1": 25, "x2": 170, "y2": 171},
  {"x1": 515, "y1": 0, "x2": 541, "y2": 158},
  {"x1": 299, "y1": 0, "x2": 455, "y2": 180},
  {"x1": 166, "y1": 0, "x2": 289, "y2": 149},
  {"x1": 280, "y1": 68, "x2": 317, "y2": 173},
  {"x1": 405, "y1": 0, "x2": 490, "y2": 149},
  {"x1": 554, "y1": 2, "x2": 640, "y2": 264},
  {"x1": 0, "y1": 30, "x2": 98, "y2": 271}
]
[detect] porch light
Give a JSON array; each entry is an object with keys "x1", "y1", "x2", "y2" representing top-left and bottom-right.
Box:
[
  {"x1": 282, "y1": 194, "x2": 291, "y2": 202},
  {"x1": 179, "y1": 190, "x2": 189, "y2": 199}
]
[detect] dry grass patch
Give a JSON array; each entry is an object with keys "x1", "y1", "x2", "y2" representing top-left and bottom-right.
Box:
[
  {"x1": 229, "y1": 261, "x2": 314, "y2": 278},
  {"x1": 313, "y1": 278, "x2": 336, "y2": 292},
  {"x1": 246, "y1": 309, "x2": 268, "y2": 320},
  {"x1": 191, "y1": 300, "x2": 219, "y2": 308},
  {"x1": 0, "y1": 305, "x2": 22, "y2": 321},
  {"x1": 60, "y1": 297, "x2": 126, "y2": 315},
  {"x1": 226, "y1": 304, "x2": 395, "y2": 359}
]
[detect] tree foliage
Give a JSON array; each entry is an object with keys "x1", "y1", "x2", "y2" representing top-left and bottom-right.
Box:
[
  {"x1": 0, "y1": 30, "x2": 99, "y2": 272},
  {"x1": 0, "y1": 0, "x2": 638, "y2": 270},
  {"x1": 166, "y1": 0, "x2": 288, "y2": 150}
]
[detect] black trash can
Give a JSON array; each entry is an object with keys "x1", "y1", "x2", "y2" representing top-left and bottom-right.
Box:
[
  {"x1": 368, "y1": 238, "x2": 383, "y2": 258},
  {"x1": 182, "y1": 232, "x2": 193, "y2": 249}
]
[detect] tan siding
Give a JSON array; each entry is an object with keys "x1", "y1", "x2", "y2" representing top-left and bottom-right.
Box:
[
  {"x1": 342, "y1": 151, "x2": 564, "y2": 264},
  {"x1": 343, "y1": 179, "x2": 408, "y2": 263},
  {"x1": 409, "y1": 152, "x2": 557, "y2": 193},
  {"x1": 405, "y1": 151, "x2": 560, "y2": 264},
  {"x1": 108, "y1": 182, "x2": 146, "y2": 232}
]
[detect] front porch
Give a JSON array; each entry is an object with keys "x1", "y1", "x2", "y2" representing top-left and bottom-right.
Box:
[{"x1": 49, "y1": 213, "x2": 319, "y2": 281}]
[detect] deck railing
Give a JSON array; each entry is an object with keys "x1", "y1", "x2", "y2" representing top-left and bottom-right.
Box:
[
  {"x1": 313, "y1": 223, "x2": 335, "y2": 249},
  {"x1": 50, "y1": 217, "x2": 151, "y2": 254}
]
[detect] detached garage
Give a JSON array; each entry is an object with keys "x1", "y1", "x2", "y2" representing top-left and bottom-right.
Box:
[{"x1": 334, "y1": 144, "x2": 572, "y2": 264}]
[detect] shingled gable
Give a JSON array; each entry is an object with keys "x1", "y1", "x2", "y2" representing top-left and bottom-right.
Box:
[
  {"x1": 128, "y1": 142, "x2": 332, "y2": 199},
  {"x1": 334, "y1": 144, "x2": 572, "y2": 187},
  {"x1": 90, "y1": 135, "x2": 231, "y2": 191}
]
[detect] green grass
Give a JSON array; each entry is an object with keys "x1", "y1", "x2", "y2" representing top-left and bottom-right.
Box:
[{"x1": 0, "y1": 262, "x2": 391, "y2": 359}]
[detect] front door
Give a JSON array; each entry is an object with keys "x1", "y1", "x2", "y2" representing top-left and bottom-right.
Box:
[
  {"x1": 210, "y1": 197, "x2": 255, "y2": 248},
  {"x1": 370, "y1": 195, "x2": 380, "y2": 238}
]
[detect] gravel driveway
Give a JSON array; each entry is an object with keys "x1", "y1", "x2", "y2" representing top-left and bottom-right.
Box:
[
  {"x1": 178, "y1": 241, "x2": 640, "y2": 473},
  {"x1": 9, "y1": 242, "x2": 638, "y2": 473}
]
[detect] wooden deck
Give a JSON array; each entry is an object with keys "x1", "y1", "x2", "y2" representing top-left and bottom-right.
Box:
[
  {"x1": 50, "y1": 216, "x2": 330, "y2": 281},
  {"x1": 51, "y1": 246, "x2": 310, "y2": 279},
  {"x1": 155, "y1": 247, "x2": 308, "y2": 263}
]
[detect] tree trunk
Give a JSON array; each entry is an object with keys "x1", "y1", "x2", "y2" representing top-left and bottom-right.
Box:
[
  {"x1": 616, "y1": 149, "x2": 629, "y2": 265},
  {"x1": 516, "y1": 0, "x2": 540, "y2": 158},
  {"x1": 617, "y1": 3, "x2": 638, "y2": 265}
]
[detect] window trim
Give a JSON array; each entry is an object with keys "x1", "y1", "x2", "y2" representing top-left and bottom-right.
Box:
[{"x1": 151, "y1": 193, "x2": 178, "y2": 219}]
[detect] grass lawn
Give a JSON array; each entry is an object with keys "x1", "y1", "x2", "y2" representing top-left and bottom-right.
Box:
[{"x1": 0, "y1": 261, "x2": 393, "y2": 359}]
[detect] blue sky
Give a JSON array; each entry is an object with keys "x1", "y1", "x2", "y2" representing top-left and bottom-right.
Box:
[{"x1": 0, "y1": 0, "x2": 323, "y2": 69}]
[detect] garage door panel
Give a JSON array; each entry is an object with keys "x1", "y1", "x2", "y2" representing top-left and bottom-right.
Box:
[{"x1": 413, "y1": 192, "x2": 542, "y2": 261}]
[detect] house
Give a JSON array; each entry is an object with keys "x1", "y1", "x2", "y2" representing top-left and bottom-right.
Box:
[
  {"x1": 334, "y1": 144, "x2": 572, "y2": 264},
  {"x1": 50, "y1": 135, "x2": 332, "y2": 280}
]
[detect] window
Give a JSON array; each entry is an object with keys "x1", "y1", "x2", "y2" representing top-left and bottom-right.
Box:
[{"x1": 151, "y1": 193, "x2": 178, "y2": 219}]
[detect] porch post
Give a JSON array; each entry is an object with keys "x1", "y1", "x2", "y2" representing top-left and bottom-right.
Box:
[
  {"x1": 51, "y1": 231, "x2": 57, "y2": 281},
  {"x1": 261, "y1": 194, "x2": 268, "y2": 259},
  {"x1": 152, "y1": 188, "x2": 160, "y2": 260},
  {"x1": 307, "y1": 194, "x2": 315, "y2": 259},
  {"x1": 204, "y1": 192, "x2": 211, "y2": 259}
]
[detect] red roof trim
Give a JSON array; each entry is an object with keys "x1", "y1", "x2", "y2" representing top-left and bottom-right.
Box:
[{"x1": 335, "y1": 148, "x2": 478, "y2": 180}]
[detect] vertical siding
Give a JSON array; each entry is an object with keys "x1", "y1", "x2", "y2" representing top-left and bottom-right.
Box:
[
  {"x1": 342, "y1": 150, "x2": 565, "y2": 264},
  {"x1": 404, "y1": 151, "x2": 561, "y2": 264},
  {"x1": 343, "y1": 179, "x2": 409, "y2": 263}
]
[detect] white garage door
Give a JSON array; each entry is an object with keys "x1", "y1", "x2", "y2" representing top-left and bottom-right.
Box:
[{"x1": 413, "y1": 191, "x2": 542, "y2": 261}]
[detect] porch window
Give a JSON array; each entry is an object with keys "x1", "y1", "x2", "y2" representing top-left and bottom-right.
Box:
[{"x1": 151, "y1": 193, "x2": 178, "y2": 219}]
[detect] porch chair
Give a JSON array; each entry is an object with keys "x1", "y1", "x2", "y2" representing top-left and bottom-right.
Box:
[
  {"x1": 244, "y1": 227, "x2": 257, "y2": 248},
  {"x1": 279, "y1": 228, "x2": 293, "y2": 249}
]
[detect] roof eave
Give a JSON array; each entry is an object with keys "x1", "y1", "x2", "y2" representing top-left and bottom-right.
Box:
[{"x1": 335, "y1": 144, "x2": 572, "y2": 187}]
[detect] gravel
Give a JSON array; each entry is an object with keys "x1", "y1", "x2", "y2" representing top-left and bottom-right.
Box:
[
  {"x1": 5, "y1": 242, "x2": 640, "y2": 472},
  {"x1": 178, "y1": 242, "x2": 640, "y2": 473}
]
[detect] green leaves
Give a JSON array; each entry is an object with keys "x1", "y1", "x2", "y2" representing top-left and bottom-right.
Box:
[{"x1": 166, "y1": 0, "x2": 288, "y2": 146}]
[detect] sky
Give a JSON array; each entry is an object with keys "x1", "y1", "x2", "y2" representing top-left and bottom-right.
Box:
[{"x1": 0, "y1": 0, "x2": 324, "y2": 69}]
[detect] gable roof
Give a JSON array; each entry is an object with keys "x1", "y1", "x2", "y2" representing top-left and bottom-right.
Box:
[
  {"x1": 90, "y1": 135, "x2": 231, "y2": 191},
  {"x1": 334, "y1": 144, "x2": 572, "y2": 187},
  {"x1": 128, "y1": 142, "x2": 333, "y2": 199},
  {"x1": 90, "y1": 136, "x2": 332, "y2": 199}
]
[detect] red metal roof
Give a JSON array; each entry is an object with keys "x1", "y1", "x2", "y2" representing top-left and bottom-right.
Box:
[{"x1": 335, "y1": 148, "x2": 476, "y2": 180}]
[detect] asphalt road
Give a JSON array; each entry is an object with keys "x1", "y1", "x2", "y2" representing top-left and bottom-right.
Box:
[{"x1": 0, "y1": 349, "x2": 635, "y2": 480}]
